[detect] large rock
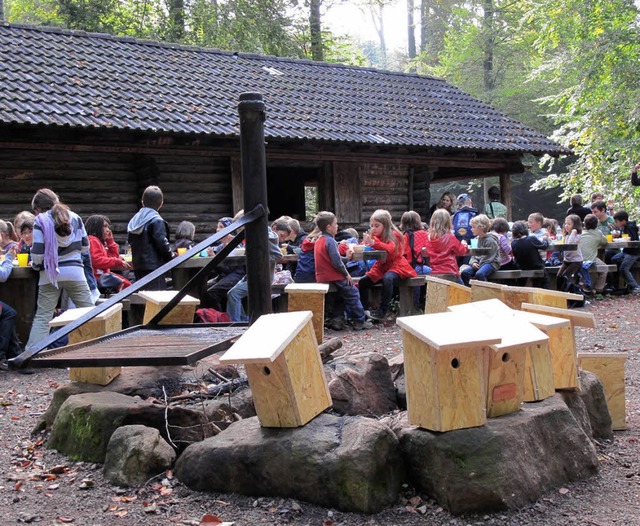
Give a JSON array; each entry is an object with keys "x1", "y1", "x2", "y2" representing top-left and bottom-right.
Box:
[
  {"x1": 325, "y1": 353, "x2": 398, "y2": 416},
  {"x1": 103, "y1": 425, "x2": 176, "y2": 486},
  {"x1": 174, "y1": 413, "x2": 404, "y2": 514},
  {"x1": 560, "y1": 370, "x2": 613, "y2": 440},
  {"x1": 390, "y1": 395, "x2": 599, "y2": 515},
  {"x1": 48, "y1": 392, "x2": 214, "y2": 462},
  {"x1": 33, "y1": 356, "x2": 239, "y2": 433}
]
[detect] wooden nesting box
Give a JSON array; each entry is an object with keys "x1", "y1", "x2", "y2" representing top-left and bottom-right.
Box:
[
  {"x1": 578, "y1": 352, "x2": 627, "y2": 430},
  {"x1": 49, "y1": 304, "x2": 123, "y2": 385},
  {"x1": 501, "y1": 285, "x2": 583, "y2": 310},
  {"x1": 448, "y1": 300, "x2": 549, "y2": 417},
  {"x1": 285, "y1": 283, "x2": 330, "y2": 343},
  {"x1": 519, "y1": 303, "x2": 596, "y2": 391},
  {"x1": 396, "y1": 312, "x2": 502, "y2": 431},
  {"x1": 220, "y1": 311, "x2": 331, "y2": 428},
  {"x1": 138, "y1": 290, "x2": 200, "y2": 325},
  {"x1": 469, "y1": 279, "x2": 505, "y2": 303},
  {"x1": 424, "y1": 275, "x2": 471, "y2": 314}
]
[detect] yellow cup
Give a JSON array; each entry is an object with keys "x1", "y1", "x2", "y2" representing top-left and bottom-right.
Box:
[
  {"x1": 17, "y1": 253, "x2": 29, "y2": 267},
  {"x1": 606, "y1": 234, "x2": 613, "y2": 242},
  {"x1": 622, "y1": 233, "x2": 630, "y2": 239},
  {"x1": 177, "y1": 247, "x2": 187, "y2": 256}
]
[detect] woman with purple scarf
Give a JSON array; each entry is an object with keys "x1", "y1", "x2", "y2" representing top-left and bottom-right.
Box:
[{"x1": 25, "y1": 189, "x2": 94, "y2": 351}]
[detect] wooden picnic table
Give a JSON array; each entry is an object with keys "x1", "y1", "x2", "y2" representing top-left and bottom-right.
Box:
[
  {"x1": 605, "y1": 240, "x2": 640, "y2": 249},
  {"x1": 0, "y1": 265, "x2": 38, "y2": 343},
  {"x1": 547, "y1": 243, "x2": 578, "y2": 251}
]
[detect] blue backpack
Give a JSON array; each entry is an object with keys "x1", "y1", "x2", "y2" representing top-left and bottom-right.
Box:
[{"x1": 453, "y1": 209, "x2": 476, "y2": 243}]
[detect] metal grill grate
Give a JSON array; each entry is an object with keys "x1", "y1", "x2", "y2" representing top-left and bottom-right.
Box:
[{"x1": 30, "y1": 324, "x2": 247, "y2": 368}]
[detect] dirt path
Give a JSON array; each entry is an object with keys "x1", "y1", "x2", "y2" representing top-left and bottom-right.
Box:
[{"x1": 0, "y1": 295, "x2": 638, "y2": 525}]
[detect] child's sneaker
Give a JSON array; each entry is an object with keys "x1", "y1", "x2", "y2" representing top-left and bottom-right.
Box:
[
  {"x1": 352, "y1": 319, "x2": 373, "y2": 330},
  {"x1": 329, "y1": 317, "x2": 345, "y2": 331},
  {"x1": 367, "y1": 309, "x2": 386, "y2": 321}
]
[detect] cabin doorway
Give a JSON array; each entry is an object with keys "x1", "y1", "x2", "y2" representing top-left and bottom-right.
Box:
[{"x1": 267, "y1": 166, "x2": 321, "y2": 222}]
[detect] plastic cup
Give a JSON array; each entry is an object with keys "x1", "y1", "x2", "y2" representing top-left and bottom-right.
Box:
[
  {"x1": 622, "y1": 233, "x2": 630, "y2": 239},
  {"x1": 17, "y1": 253, "x2": 29, "y2": 267},
  {"x1": 177, "y1": 247, "x2": 187, "y2": 256},
  {"x1": 606, "y1": 234, "x2": 613, "y2": 242},
  {"x1": 470, "y1": 238, "x2": 479, "y2": 248}
]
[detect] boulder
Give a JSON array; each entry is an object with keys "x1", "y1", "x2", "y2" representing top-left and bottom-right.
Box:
[
  {"x1": 391, "y1": 395, "x2": 599, "y2": 515},
  {"x1": 48, "y1": 392, "x2": 214, "y2": 462},
  {"x1": 325, "y1": 353, "x2": 398, "y2": 416},
  {"x1": 560, "y1": 370, "x2": 613, "y2": 440},
  {"x1": 174, "y1": 413, "x2": 404, "y2": 514},
  {"x1": 33, "y1": 355, "x2": 239, "y2": 433},
  {"x1": 103, "y1": 425, "x2": 176, "y2": 486}
]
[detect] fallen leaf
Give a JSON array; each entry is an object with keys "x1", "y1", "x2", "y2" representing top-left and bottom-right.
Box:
[
  {"x1": 15, "y1": 481, "x2": 23, "y2": 491},
  {"x1": 55, "y1": 517, "x2": 75, "y2": 523},
  {"x1": 48, "y1": 484, "x2": 60, "y2": 490},
  {"x1": 114, "y1": 510, "x2": 128, "y2": 517},
  {"x1": 559, "y1": 487, "x2": 570, "y2": 495},
  {"x1": 142, "y1": 501, "x2": 158, "y2": 514}
]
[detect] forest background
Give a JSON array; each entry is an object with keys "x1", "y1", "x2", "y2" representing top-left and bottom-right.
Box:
[{"x1": 2, "y1": 0, "x2": 640, "y2": 220}]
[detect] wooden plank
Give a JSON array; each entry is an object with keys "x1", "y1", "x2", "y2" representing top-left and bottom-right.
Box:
[
  {"x1": 333, "y1": 162, "x2": 362, "y2": 223},
  {"x1": 523, "y1": 342, "x2": 555, "y2": 402},
  {"x1": 520, "y1": 303, "x2": 596, "y2": 328},
  {"x1": 578, "y1": 353, "x2": 627, "y2": 430},
  {"x1": 286, "y1": 283, "x2": 329, "y2": 343},
  {"x1": 221, "y1": 311, "x2": 313, "y2": 364},
  {"x1": 396, "y1": 312, "x2": 502, "y2": 351}
]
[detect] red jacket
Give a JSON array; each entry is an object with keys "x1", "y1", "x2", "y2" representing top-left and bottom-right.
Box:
[
  {"x1": 424, "y1": 232, "x2": 467, "y2": 276},
  {"x1": 366, "y1": 231, "x2": 417, "y2": 282},
  {"x1": 314, "y1": 234, "x2": 348, "y2": 283},
  {"x1": 89, "y1": 235, "x2": 122, "y2": 278}
]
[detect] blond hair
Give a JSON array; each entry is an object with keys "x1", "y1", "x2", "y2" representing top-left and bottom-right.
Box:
[
  {"x1": 370, "y1": 209, "x2": 402, "y2": 253},
  {"x1": 429, "y1": 209, "x2": 452, "y2": 238},
  {"x1": 470, "y1": 214, "x2": 491, "y2": 233}
]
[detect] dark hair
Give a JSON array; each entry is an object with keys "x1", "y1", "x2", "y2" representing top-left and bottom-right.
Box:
[
  {"x1": 584, "y1": 214, "x2": 598, "y2": 230},
  {"x1": 511, "y1": 220, "x2": 529, "y2": 239},
  {"x1": 142, "y1": 186, "x2": 163, "y2": 210},
  {"x1": 20, "y1": 220, "x2": 34, "y2": 234},
  {"x1": 315, "y1": 211, "x2": 336, "y2": 232},
  {"x1": 613, "y1": 210, "x2": 629, "y2": 222},
  {"x1": 400, "y1": 210, "x2": 423, "y2": 231},
  {"x1": 85, "y1": 215, "x2": 110, "y2": 242},
  {"x1": 271, "y1": 218, "x2": 292, "y2": 234},
  {"x1": 566, "y1": 214, "x2": 582, "y2": 234},
  {"x1": 590, "y1": 200, "x2": 607, "y2": 213},
  {"x1": 175, "y1": 220, "x2": 195, "y2": 241},
  {"x1": 488, "y1": 186, "x2": 501, "y2": 201},
  {"x1": 570, "y1": 194, "x2": 584, "y2": 207},
  {"x1": 31, "y1": 188, "x2": 71, "y2": 236},
  {"x1": 491, "y1": 217, "x2": 510, "y2": 234}
]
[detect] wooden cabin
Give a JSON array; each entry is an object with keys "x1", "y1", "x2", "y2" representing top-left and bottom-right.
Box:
[{"x1": 0, "y1": 24, "x2": 568, "y2": 243}]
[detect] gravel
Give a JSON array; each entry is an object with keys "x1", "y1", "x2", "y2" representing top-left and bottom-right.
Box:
[{"x1": 0, "y1": 295, "x2": 638, "y2": 526}]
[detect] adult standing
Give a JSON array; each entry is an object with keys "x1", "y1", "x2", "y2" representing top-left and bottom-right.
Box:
[
  {"x1": 566, "y1": 194, "x2": 591, "y2": 221},
  {"x1": 127, "y1": 186, "x2": 174, "y2": 291},
  {"x1": 427, "y1": 191, "x2": 456, "y2": 222},
  {"x1": 25, "y1": 189, "x2": 94, "y2": 351},
  {"x1": 483, "y1": 186, "x2": 507, "y2": 219}
]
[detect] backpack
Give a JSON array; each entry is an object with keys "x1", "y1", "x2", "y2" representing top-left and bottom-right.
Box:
[
  {"x1": 453, "y1": 209, "x2": 476, "y2": 242},
  {"x1": 407, "y1": 230, "x2": 430, "y2": 266},
  {"x1": 195, "y1": 308, "x2": 231, "y2": 323}
]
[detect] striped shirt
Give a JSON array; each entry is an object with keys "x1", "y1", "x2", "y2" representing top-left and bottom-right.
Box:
[{"x1": 31, "y1": 211, "x2": 89, "y2": 285}]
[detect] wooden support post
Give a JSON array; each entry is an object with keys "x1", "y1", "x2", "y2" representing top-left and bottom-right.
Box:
[
  {"x1": 397, "y1": 312, "x2": 502, "y2": 431},
  {"x1": 424, "y1": 275, "x2": 471, "y2": 314},
  {"x1": 220, "y1": 311, "x2": 331, "y2": 428},
  {"x1": 49, "y1": 304, "x2": 123, "y2": 385},
  {"x1": 285, "y1": 283, "x2": 330, "y2": 343},
  {"x1": 138, "y1": 291, "x2": 199, "y2": 325},
  {"x1": 578, "y1": 352, "x2": 627, "y2": 430}
]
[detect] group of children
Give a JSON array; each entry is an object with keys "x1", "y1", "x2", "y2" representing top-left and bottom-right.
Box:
[{"x1": 303, "y1": 196, "x2": 640, "y2": 331}]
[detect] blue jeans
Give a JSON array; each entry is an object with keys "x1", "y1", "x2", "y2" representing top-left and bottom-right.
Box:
[
  {"x1": 0, "y1": 301, "x2": 21, "y2": 359},
  {"x1": 226, "y1": 277, "x2": 249, "y2": 322},
  {"x1": 611, "y1": 251, "x2": 640, "y2": 289},
  {"x1": 460, "y1": 263, "x2": 495, "y2": 286},
  {"x1": 26, "y1": 280, "x2": 94, "y2": 351},
  {"x1": 331, "y1": 278, "x2": 366, "y2": 322},
  {"x1": 358, "y1": 272, "x2": 400, "y2": 314}
]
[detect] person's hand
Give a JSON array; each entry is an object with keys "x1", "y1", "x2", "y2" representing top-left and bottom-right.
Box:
[
  {"x1": 473, "y1": 262, "x2": 480, "y2": 270},
  {"x1": 571, "y1": 229, "x2": 578, "y2": 236},
  {"x1": 346, "y1": 274, "x2": 353, "y2": 286},
  {"x1": 363, "y1": 233, "x2": 372, "y2": 245},
  {"x1": 206, "y1": 247, "x2": 215, "y2": 257},
  {"x1": 346, "y1": 247, "x2": 354, "y2": 260},
  {"x1": 120, "y1": 260, "x2": 132, "y2": 270},
  {"x1": 461, "y1": 240, "x2": 468, "y2": 248},
  {"x1": 7, "y1": 245, "x2": 18, "y2": 257}
]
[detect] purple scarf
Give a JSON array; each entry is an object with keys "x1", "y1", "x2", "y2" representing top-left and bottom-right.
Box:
[{"x1": 35, "y1": 212, "x2": 60, "y2": 288}]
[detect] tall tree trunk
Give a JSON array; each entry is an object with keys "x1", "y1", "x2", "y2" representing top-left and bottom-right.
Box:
[
  {"x1": 419, "y1": 0, "x2": 427, "y2": 53},
  {"x1": 369, "y1": 2, "x2": 387, "y2": 68},
  {"x1": 0, "y1": 0, "x2": 4, "y2": 22},
  {"x1": 407, "y1": 0, "x2": 417, "y2": 60},
  {"x1": 309, "y1": 0, "x2": 323, "y2": 61},
  {"x1": 168, "y1": 0, "x2": 185, "y2": 41},
  {"x1": 482, "y1": 0, "x2": 495, "y2": 92}
]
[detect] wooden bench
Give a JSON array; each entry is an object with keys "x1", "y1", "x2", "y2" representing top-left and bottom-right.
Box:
[{"x1": 490, "y1": 269, "x2": 545, "y2": 285}]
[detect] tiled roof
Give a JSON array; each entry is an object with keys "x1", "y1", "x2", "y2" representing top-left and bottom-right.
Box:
[{"x1": 0, "y1": 24, "x2": 568, "y2": 154}]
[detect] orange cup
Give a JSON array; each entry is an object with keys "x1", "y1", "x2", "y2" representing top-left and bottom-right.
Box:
[{"x1": 177, "y1": 247, "x2": 187, "y2": 256}]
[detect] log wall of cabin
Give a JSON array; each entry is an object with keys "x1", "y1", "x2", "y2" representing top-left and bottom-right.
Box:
[
  {"x1": 0, "y1": 147, "x2": 234, "y2": 246},
  {"x1": 359, "y1": 162, "x2": 410, "y2": 230}
]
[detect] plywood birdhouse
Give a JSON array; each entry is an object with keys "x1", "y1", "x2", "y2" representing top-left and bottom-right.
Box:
[
  {"x1": 285, "y1": 283, "x2": 330, "y2": 343},
  {"x1": 220, "y1": 311, "x2": 331, "y2": 428},
  {"x1": 424, "y1": 275, "x2": 471, "y2": 314},
  {"x1": 49, "y1": 303, "x2": 123, "y2": 385},
  {"x1": 138, "y1": 290, "x2": 200, "y2": 325},
  {"x1": 396, "y1": 312, "x2": 502, "y2": 431}
]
